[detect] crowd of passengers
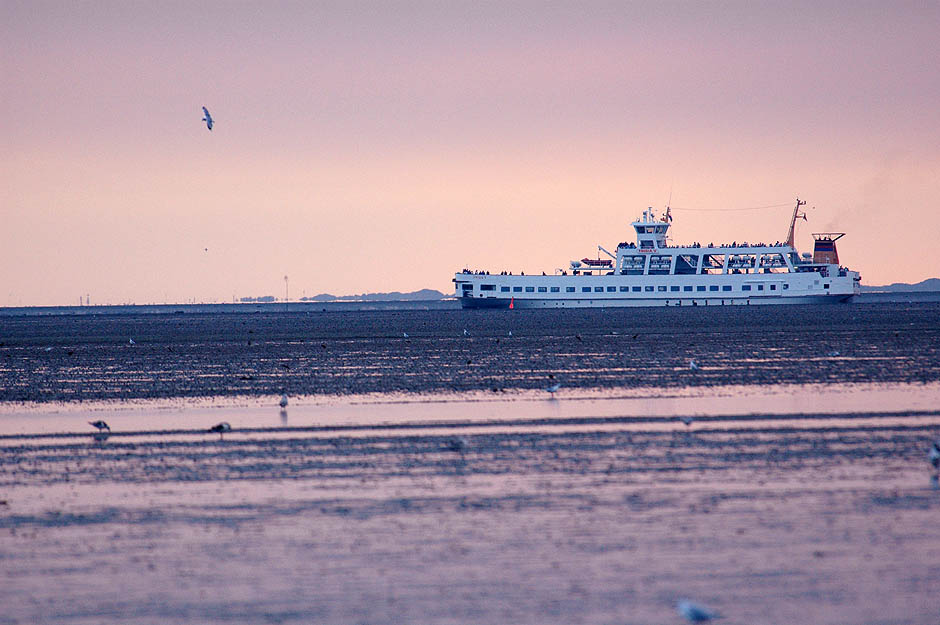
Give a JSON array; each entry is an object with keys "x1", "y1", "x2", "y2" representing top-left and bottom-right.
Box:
[{"x1": 617, "y1": 241, "x2": 785, "y2": 249}]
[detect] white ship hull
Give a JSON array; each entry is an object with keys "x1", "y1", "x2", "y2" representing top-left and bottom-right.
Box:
[
  {"x1": 461, "y1": 294, "x2": 854, "y2": 309},
  {"x1": 456, "y1": 273, "x2": 858, "y2": 309}
]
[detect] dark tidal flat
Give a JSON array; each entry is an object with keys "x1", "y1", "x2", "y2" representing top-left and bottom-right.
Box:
[
  {"x1": 1, "y1": 303, "x2": 940, "y2": 624},
  {"x1": 1, "y1": 303, "x2": 939, "y2": 402}
]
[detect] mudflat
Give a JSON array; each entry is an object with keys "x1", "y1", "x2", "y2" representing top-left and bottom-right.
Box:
[
  {"x1": 1, "y1": 303, "x2": 939, "y2": 624},
  {"x1": 1, "y1": 303, "x2": 938, "y2": 402}
]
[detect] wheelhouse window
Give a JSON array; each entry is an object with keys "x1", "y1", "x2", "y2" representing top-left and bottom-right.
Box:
[{"x1": 481, "y1": 284, "x2": 496, "y2": 291}]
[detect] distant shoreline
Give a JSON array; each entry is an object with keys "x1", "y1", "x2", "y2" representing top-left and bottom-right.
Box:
[
  {"x1": 0, "y1": 299, "x2": 460, "y2": 317},
  {"x1": 2, "y1": 291, "x2": 940, "y2": 316}
]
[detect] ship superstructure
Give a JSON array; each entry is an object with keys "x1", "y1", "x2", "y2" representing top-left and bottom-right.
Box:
[{"x1": 454, "y1": 199, "x2": 860, "y2": 308}]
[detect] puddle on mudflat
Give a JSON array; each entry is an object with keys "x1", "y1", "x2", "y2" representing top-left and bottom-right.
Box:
[{"x1": 1, "y1": 381, "x2": 938, "y2": 438}]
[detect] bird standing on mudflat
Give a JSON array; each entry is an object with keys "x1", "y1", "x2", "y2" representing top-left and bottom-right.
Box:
[
  {"x1": 208, "y1": 422, "x2": 231, "y2": 439},
  {"x1": 677, "y1": 599, "x2": 718, "y2": 622},
  {"x1": 89, "y1": 420, "x2": 110, "y2": 432}
]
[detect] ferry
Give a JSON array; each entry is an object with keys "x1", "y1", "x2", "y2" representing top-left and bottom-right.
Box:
[{"x1": 454, "y1": 199, "x2": 860, "y2": 308}]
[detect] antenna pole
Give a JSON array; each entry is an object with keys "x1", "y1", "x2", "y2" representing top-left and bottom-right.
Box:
[{"x1": 785, "y1": 198, "x2": 807, "y2": 249}]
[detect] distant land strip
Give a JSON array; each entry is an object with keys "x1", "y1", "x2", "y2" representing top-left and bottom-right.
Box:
[
  {"x1": 859, "y1": 278, "x2": 940, "y2": 293},
  {"x1": 240, "y1": 288, "x2": 446, "y2": 303}
]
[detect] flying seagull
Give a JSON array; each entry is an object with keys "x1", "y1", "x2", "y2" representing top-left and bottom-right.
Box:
[
  {"x1": 202, "y1": 106, "x2": 214, "y2": 131},
  {"x1": 677, "y1": 599, "x2": 718, "y2": 622},
  {"x1": 89, "y1": 420, "x2": 110, "y2": 432}
]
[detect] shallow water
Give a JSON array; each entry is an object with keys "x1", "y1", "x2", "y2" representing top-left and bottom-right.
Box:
[
  {"x1": 2, "y1": 384, "x2": 940, "y2": 624},
  {"x1": 1, "y1": 306, "x2": 939, "y2": 624}
]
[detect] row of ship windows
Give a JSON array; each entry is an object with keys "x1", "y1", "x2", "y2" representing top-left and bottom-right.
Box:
[{"x1": 484, "y1": 284, "x2": 797, "y2": 293}]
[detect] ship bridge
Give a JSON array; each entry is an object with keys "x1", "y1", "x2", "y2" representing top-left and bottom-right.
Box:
[{"x1": 628, "y1": 207, "x2": 671, "y2": 251}]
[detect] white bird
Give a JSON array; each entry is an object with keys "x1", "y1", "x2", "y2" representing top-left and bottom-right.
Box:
[
  {"x1": 508, "y1": 330, "x2": 512, "y2": 337},
  {"x1": 463, "y1": 329, "x2": 470, "y2": 336},
  {"x1": 129, "y1": 338, "x2": 135, "y2": 345},
  {"x1": 929, "y1": 440, "x2": 940, "y2": 469},
  {"x1": 402, "y1": 332, "x2": 409, "y2": 338},
  {"x1": 689, "y1": 359, "x2": 699, "y2": 371},
  {"x1": 89, "y1": 420, "x2": 110, "y2": 432},
  {"x1": 44, "y1": 346, "x2": 53, "y2": 352},
  {"x1": 677, "y1": 599, "x2": 718, "y2": 622},
  {"x1": 545, "y1": 383, "x2": 561, "y2": 394},
  {"x1": 279, "y1": 394, "x2": 288, "y2": 409},
  {"x1": 202, "y1": 106, "x2": 213, "y2": 131}
]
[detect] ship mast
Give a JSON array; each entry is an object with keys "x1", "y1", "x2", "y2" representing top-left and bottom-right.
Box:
[{"x1": 785, "y1": 198, "x2": 807, "y2": 248}]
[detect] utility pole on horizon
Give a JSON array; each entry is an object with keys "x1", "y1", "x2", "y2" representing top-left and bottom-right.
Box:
[{"x1": 284, "y1": 275, "x2": 289, "y2": 312}]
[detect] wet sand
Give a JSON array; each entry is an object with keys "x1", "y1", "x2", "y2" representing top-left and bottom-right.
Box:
[
  {"x1": 1, "y1": 304, "x2": 939, "y2": 624},
  {"x1": 2, "y1": 303, "x2": 939, "y2": 402}
]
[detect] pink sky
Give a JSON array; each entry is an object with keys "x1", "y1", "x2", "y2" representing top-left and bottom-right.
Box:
[{"x1": 2, "y1": 1, "x2": 939, "y2": 306}]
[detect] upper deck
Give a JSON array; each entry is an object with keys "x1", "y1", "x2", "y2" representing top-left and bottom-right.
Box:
[{"x1": 563, "y1": 206, "x2": 849, "y2": 279}]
